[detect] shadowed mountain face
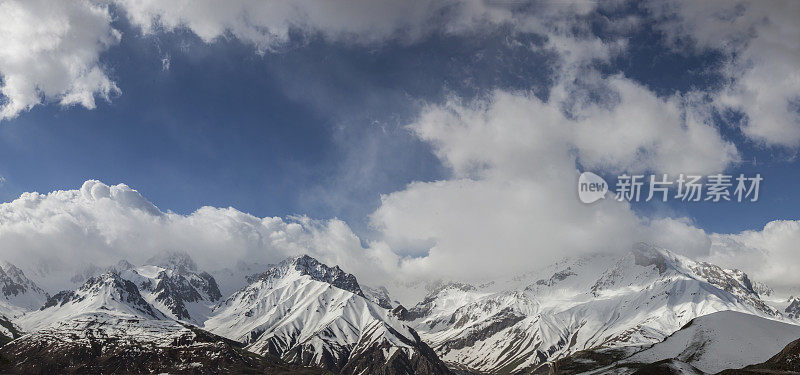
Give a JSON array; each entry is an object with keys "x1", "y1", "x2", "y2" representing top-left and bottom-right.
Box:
[
  {"x1": 0, "y1": 314, "x2": 328, "y2": 375},
  {"x1": 786, "y1": 296, "x2": 800, "y2": 319},
  {"x1": 0, "y1": 262, "x2": 48, "y2": 317},
  {"x1": 120, "y1": 258, "x2": 223, "y2": 323},
  {"x1": 623, "y1": 310, "x2": 800, "y2": 374},
  {"x1": 718, "y1": 336, "x2": 800, "y2": 374}
]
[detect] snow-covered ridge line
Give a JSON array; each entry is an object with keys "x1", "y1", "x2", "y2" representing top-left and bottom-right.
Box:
[
  {"x1": 394, "y1": 243, "x2": 800, "y2": 373},
  {"x1": 1, "y1": 252, "x2": 452, "y2": 374},
  {"x1": 0, "y1": 244, "x2": 798, "y2": 374}
]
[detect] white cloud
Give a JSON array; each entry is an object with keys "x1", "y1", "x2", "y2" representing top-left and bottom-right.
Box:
[
  {"x1": 369, "y1": 74, "x2": 732, "y2": 281},
  {"x1": 0, "y1": 0, "x2": 589, "y2": 119},
  {"x1": 0, "y1": 0, "x2": 794, "y2": 294},
  {"x1": 114, "y1": 0, "x2": 516, "y2": 52},
  {"x1": 707, "y1": 220, "x2": 800, "y2": 293},
  {"x1": 0, "y1": 0, "x2": 121, "y2": 120},
  {"x1": 0, "y1": 180, "x2": 394, "y2": 292},
  {"x1": 650, "y1": 0, "x2": 800, "y2": 146},
  {"x1": 0, "y1": 176, "x2": 714, "y2": 295}
]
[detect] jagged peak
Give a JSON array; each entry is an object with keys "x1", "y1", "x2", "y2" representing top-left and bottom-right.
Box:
[
  {"x1": 631, "y1": 243, "x2": 670, "y2": 274},
  {"x1": 0, "y1": 261, "x2": 30, "y2": 283},
  {"x1": 785, "y1": 297, "x2": 800, "y2": 319},
  {"x1": 363, "y1": 285, "x2": 394, "y2": 309},
  {"x1": 70, "y1": 260, "x2": 138, "y2": 285},
  {"x1": 629, "y1": 242, "x2": 709, "y2": 275},
  {"x1": 0, "y1": 260, "x2": 48, "y2": 303},
  {"x1": 78, "y1": 271, "x2": 131, "y2": 292},
  {"x1": 431, "y1": 281, "x2": 477, "y2": 295},
  {"x1": 115, "y1": 259, "x2": 135, "y2": 271},
  {"x1": 41, "y1": 271, "x2": 162, "y2": 320},
  {"x1": 257, "y1": 254, "x2": 364, "y2": 297},
  {"x1": 145, "y1": 250, "x2": 197, "y2": 272},
  {"x1": 0, "y1": 261, "x2": 23, "y2": 275}
]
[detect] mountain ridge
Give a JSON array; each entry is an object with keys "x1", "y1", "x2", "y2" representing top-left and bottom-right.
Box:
[{"x1": 0, "y1": 246, "x2": 797, "y2": 374}]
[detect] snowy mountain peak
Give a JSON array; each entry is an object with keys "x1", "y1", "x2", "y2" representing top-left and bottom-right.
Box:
[
  {"x1": 115, "y1": 259, "x2": 135, "y2": 271},
  {"x1": 257, "y1": 255, "x2": 364, "y2": 297},
  {"x1": 786, "y1": 296, "x2": 800, "y2": 319},
  {"x1": 204, "y1": 255, "x2": 450, "y2": 374},
  {"x1": 0, "y1": 262, "x2": 46, "y2": 298},
  {"x1": 70, "y1": 259, "x2": 136, "y2": 286},
  {"x1": 362, "y1": 285, "x2": 395, "y2": 309},
  {"x1": 120, "y1": 264, "x2": 222, "y2": 323},
  {"x1": 431, "y1": 281, "x2": 477, "y2": 295},
  {"x1": 0, "y1": 261, "x2": 48, "y2": 315},
  {"x1": 25, "y1": 272, "x2": 163, "y2": 331},
  {"x1": 398, "y1": 243, "x2": 790, "y2": 373},
  {"x1": 144, "y1": 250, "x2": 198, "y2": 272},
  {"x1": 632, "y1": 242, "x2": 669, "y2": 274}
]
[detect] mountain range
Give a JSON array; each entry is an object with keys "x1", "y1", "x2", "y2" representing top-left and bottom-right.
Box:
[{"x1": 0, "y1": 243, "x2": 797, "y2": 374}]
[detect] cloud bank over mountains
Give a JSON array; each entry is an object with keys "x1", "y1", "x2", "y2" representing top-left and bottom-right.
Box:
[
  {"x1": 0, "y1": 174, "x2": 796, "y2": 296},
  {"x1": 0, "y1": 180, "x2": 384, "y2": 292}
]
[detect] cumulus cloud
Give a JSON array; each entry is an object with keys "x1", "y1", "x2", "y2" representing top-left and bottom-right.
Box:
[
  {"x1": 650, "y1": 0, "x2": 800, "y2": 146},
  {"x1": 369, "y1": 76, "x2": 731, "y2": 281},
  {"x1": 0, "y1": 0, "x2": 121, "y2": 120}
]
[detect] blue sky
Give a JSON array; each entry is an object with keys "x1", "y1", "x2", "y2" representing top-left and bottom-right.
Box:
[{"x1": 1, "y1": 2, "x2": 796, "y2": 238}]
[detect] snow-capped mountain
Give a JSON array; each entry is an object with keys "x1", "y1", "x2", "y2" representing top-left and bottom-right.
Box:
[
  {"x1": 119, "y1": 251, "x2": 222, "y2": 323},
  {"x1": 400, "y1": 243, "x2": 791, "y2": 373},
  {"x1": 1, "y1": 245, "x2": 798, "y2": 374},
  {"x1": 362, "y1": 285, "x2": 397, "y2": 310},
  {"x1": 204, "y1": 255, "x2": 452, "y2": 374},
  {"x1": 55, "y1": 251, "x2": 222, "y2": 323},
  {"x1": 720, "y1": 335, "x2": 800, "y2": 374},
  {"x1": 70, "y1": 259, "x2": 135, "y2": 286},
  {"x1": 144, "y1": 250, "x2": 199, "y2": 273},
  {"x1": 1, "y1": 314, "x2": 315, "y2": 374},
  {"x1": 20, "y1": 272, "x2": 165, "y2": 331},
  {"x1": 0, "y1": 261, "x2": 48, "y2": 318},
  {"x1": 786, "y1": 296, "x2": 800, "y2": 319},
  {"x1": 622, "y1": 310, "x2": 800, "y2": 374},
  {"x1": 8, "y1": 269, "x2": 326, "y2": 374}
]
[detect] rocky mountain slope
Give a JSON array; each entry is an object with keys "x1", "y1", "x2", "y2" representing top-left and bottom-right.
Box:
[
  {"x1": 204, "y1": 255, "x2": 451, "y2": 374},
  {"x1": 118, "y1": 251, "x2": 222, "y2": 323},
  {"x1": 1, "y1": 312, "x2": 327, "y2": 374},
  {"x1": 4, "y1": 270, "x2": 325, "y2": 374},
  {"x1": 0, "y1": 261, "x2": 48, "y2": 318},
  {"x1": 785, "y1": 296, "x2": 800, "y2": 319},
  {"x1": 19, "y1": 272, "x2": 165, "y2": 332},
  {"x1": 400, "y1": 243, "x2": 792, "y2": 373}
]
